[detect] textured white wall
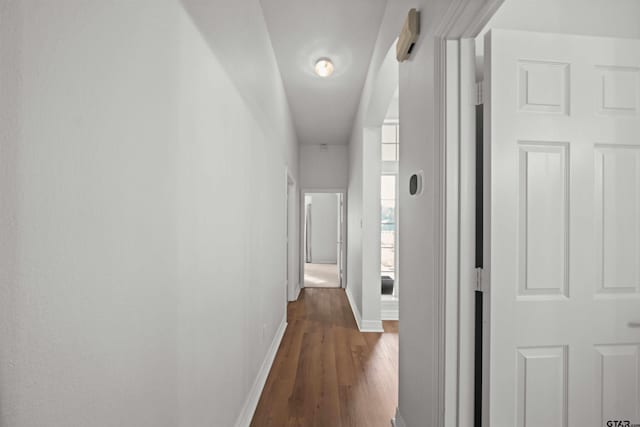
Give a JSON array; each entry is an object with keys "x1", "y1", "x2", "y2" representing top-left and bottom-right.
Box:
[
  {"x1": 299, "y1": 145, "x2": 348, "y2": 190},
  {"x1": 0, "y1": 1, "x2": 297, "y2": 426}
]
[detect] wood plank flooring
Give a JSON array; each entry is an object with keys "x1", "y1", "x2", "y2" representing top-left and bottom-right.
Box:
[{"x1": 250, "y1": 288, "x2": 398, "y2": 427}]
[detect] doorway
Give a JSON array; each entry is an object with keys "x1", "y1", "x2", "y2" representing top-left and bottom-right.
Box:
[
  {"x1": 302, "y1": 192, "x2": 344, "y2": 289},
  {"x1": 450, "y1": 3, "x2": 640, "y2": 425}
]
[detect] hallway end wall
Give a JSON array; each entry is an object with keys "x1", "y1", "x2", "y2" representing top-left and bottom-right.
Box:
[
  {"x1": 307, "y1": 194, "x2": 339, "y2": 264},
  {"x1": 299, "y1": 145, "x2": 348, "y2": 190}
]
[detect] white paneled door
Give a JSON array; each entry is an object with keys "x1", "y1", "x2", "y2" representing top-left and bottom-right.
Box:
[{"x1": 486, "y1": 30, "x2": 640, "y2": 427}]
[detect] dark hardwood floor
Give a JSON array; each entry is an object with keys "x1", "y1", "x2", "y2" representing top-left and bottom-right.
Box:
[{"x1": 250, "y1": 288, "x2": 398, "y2": 427}]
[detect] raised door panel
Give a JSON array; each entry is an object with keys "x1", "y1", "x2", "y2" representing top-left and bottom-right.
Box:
[
  {"x1": 594, "y1": 145, "x2": 640, "y2": 295},
  {"x1": 518, "y1": 142, "x2": 569, "y2": 298},
  {"x1": 596, "y1": 66, "x2": 640, "y2": 116},
  {"x1": 516, "y1": 346, "x2": 568, "y2": 427},
  {"x1": 518, "y1": 60, "x2": 570, "y2": 114},
  {"x1": 595, "y1": 344, "x2": 640, "y2": 424}
]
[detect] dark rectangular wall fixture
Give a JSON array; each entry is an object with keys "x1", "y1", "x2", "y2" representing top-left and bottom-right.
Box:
[
  {"x1": 475, "y1": 104, "x2": 483, "y2": 269},
  {"x1": 474, "y1": 290, "x2": 483, "y2": 427}
]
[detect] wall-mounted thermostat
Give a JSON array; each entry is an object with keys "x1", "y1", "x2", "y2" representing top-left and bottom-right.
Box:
[{"x1": 409, "y1": 171, "x2": 423, "y2": 196}]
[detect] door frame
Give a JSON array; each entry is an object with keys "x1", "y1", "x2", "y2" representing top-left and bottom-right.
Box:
[
  {"x1": 444, "y1": 37, "x2": 491, "y2": 427},
  {"x1": 285, "y1": 169, "x2": 299, "y2": 302},
  {"x1": 299, "y1": 188, "x2": 347, "y2": 290},
  {"x1": 432, "y1": 1, "x2": 505, "y2": 426}
]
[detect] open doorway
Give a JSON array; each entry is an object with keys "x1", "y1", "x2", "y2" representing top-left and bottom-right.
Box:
[{"x1": 302, "y1": 192, "x2": 344, "y2": 288}]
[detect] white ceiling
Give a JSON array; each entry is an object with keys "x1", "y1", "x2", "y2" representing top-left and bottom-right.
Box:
[{"x1": 261, "y1": 0, "x2": 388, "y2": 145}]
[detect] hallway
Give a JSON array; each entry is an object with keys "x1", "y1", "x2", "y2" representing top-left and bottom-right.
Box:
[
  {"x1": 251, "y1": 289, "x2": 398, "y2": 427},
  {"x1": 4, "y1": 1, "x2": 639, "y2": 426}
]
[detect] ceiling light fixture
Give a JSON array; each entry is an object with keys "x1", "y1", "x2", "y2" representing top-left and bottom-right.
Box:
[{"x1": 314, "y1": 58, "x2": 334, "y2": 77}]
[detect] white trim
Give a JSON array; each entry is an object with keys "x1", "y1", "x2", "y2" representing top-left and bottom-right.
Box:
[
  {"x1": 391, "y1": 408, "x2": 407, "y2": 427},
  {"x1": 300, "y1": 187, "x2": 346, "y2": 193},
  {"x1": 345, "y1": 288, "x2": 362, "y2": 329},
  {"x1": 380, "y1": 296, "x2": 399, "y2": 321},
  {"x1": 345, "y1": 288, "x2": 384, "y2": 333},
  {"x1": 307, "y1": 259, "x2": 337, "y2": 265},
  {"x1": 290, "y1": 283, "x2": 301, "y2": 302},
  {"x1": 430, "y1": 36, "x2": 449, "y2": 427},
  {"x1": 233, "y1": 317, "x2": 287, "y2": 427},
  {"x1": 461, "y1": 0, "x2": 505, "y2": 37},
  {"x1": 457, "y1": 37, "x2": 479, "y2": 427},
  {"x1": 434, "y1": 2, "x2": 506, "y2": 426},
  {"x1": 361, "y1": 318, "x2": 384, "y2": 333},
  {"x1": 285, "y1": 168, "x2": 299, "y2": 303},
  {"x1": 300, "y1": 188, "x2": 348, "y2": 289},
  {"x1": 444, "y1": 39, "x2": 461, "y2": 427}
]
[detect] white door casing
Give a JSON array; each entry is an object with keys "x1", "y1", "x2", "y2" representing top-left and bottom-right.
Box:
[
  {"x1": 337, "y1": 193, "x2": 344, "y2": 287},
  {"x1": 486, "y1": 29, "x2": 640, "y2": 427}
]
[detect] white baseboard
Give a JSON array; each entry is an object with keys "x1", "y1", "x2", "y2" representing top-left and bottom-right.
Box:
[
  {"x1": 391, "y1": 408, "x2": 407, "y2": 427},
  {"x1": 289, "y1": 283, "x2": 301, "y2": 301},
  {"x1": 345, "y1": 288, "x2": 384, "y2": 333},
  {"x1": 308, "y1": 259, "x2": 338, "y2": 264},
  {"x1": 361, "y1": 318, "x2": 384, "y2": 332},
  {"x1": 234, "y1": 317, "x2": 287, "y2": 427},
  {"x1": 381, "y1": 297, "x2": 399, "y2": 321},
  {"x1": 345, "y1": 288, "x2": 363, "y2": 330}
]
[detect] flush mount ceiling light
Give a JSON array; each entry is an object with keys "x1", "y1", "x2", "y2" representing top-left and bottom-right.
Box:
[{"x1": 314, "y1": 58, "x2": 334, "y2": 77}]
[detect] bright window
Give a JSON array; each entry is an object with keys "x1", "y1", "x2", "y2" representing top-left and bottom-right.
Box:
[
  {"x1": 381, "y1": 121, "x2": 399, "y2": 291},
  {"x1": 381, "y1": 123, "x2": 399, "y2": 161},
  {"x1": 381, "y1": 175, "x2": 396, "y2": 279}
]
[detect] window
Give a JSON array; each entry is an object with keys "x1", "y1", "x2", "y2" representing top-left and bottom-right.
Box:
[
  {"x1": 381, "y1": 120, "x2": 399, "y2": 293},
  {"x1": 381, "y1": 175, "x2": 396, "y2": 280},
  {"x1": 381, "y1": 122, "x2": 399, "y2": 161}
]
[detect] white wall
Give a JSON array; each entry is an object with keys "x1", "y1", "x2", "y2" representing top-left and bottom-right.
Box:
[
  {"x1": 361, "y1": 129, "x2": 382, "y2": 322},
  {"x1": 347, "y1": 123, "x2": 364, "y2": 315},
  {"x1": 346, "y1": 14, "x2": 399, "y2": 330},
  {"x1": 0, "y1": 1, "x2": 297, "y2": 426},
  {"x1": 307, "y1": 194, "x2": 339, "y2": 264},
  {"x1": 299, "y1": 145, "x2": 348, "y2": 190},
  {"x1": 349, "y1": 0, "x2": 490, "y2": 424},
  {"x1": 346, "y1": 129, "x2": 382, "y2": 329},
  {"x1": 385, "y1": 89, "x2": 400, "y2": 121}
]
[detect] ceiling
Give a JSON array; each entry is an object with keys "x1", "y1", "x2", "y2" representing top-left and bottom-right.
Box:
[{"x1": 260, "y1": 0, "x2": 388, "y2": 145}]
